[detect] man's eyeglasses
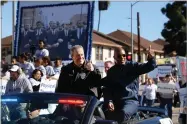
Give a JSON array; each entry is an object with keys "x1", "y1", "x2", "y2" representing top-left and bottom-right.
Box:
[{"x1": 117, "y1": 54, "x2": 126, "y2": 58}]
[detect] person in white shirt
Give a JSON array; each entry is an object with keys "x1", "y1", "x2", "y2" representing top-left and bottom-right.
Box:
[
  {"x1": 53, "y1": 57, "x2": 62, "y2": 75},
  {"x1": 19, "y1": 53, "x2": 35, "y2": 78},
  {"x1": 42, "y1": 56, "x2": 55, "y2": 78},
  {"x1": 34, "y1": 58, "x2": 46, "y2": 79},
  {"x1": 29, "y1": 69, "x2": 44, "y2": 92},
  {"x1": 34, "y1": 40, "x2": 49, "y2": 59},
  {"x1": 142, "y1": 78, "x2": 157, "y2": 107}
]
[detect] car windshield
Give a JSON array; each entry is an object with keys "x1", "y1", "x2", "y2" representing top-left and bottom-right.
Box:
[{"x1": 1, "y1": 93, "x2": 89, "y2": 124}]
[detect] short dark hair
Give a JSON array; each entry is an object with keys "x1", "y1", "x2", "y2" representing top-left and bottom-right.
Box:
[
  {"x1": 39, "y1": 40, "x2": 45, "y2": 45},
  {"x1": 54, "y1": 57, "x2": 62, "y2": 64},
  {"x1": 12, "y1": 56, "x2": 17, "y2": 60},
  {"x1": 42, "y1": 56, "x2": 52, "y2": 66},
  {"x1": 165, "y1": 74, "x2": 171, "y2": 78},
  {"x1": 55, "y1": 57, "x2": 62, "y2": 61},
  {"x1": 20, "y1": 53, "x2": 28, "y2": 61}
]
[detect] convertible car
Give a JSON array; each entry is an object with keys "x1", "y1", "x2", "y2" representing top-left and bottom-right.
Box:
[{"x1": 1, "y1": 93, "x2": 173, "y2": 124}]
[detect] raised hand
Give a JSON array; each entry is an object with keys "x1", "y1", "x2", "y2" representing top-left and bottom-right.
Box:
[
  {"x1": 85, "y1": 61, "x2": 94, "y2": 71},
  {"x1": 147, "y1": 45, "x2": 154, "y2": 59},
  {"x1": 108, "y1": 102, "x2": 115, "y2": 111}
]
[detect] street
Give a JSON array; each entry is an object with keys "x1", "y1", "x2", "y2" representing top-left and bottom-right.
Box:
[
  {"x1": 154, "y1": 103, "x2": 180, "y2": 124},
  {"x1": 172, "y1": 107, "x2": 180, "y2": 124}
]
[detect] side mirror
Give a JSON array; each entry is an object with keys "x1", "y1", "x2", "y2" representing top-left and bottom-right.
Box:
[{"x1": 95, "y1": 120, "x2": 118, "y2": 124}]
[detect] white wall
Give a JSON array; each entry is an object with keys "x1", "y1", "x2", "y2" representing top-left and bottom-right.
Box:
[
  {"x1": 91, "y1": 47, "x2": 96, "y2": 63},
  {"x1": 91, "y1": 45, "x2": 115, "y2": 78},
  {"x1": 134, "y1": 53, "x2": 138, "y2": 62}
]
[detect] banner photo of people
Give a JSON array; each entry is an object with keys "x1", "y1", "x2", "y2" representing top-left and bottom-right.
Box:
[{"x1": 15, "y1": 1, "x2": 94, "y2": 60}]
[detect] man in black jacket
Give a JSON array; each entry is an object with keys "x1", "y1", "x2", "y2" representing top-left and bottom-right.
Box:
[
  {"x1": 55, "y1": 45, "x2": 101, "y2": 96},
  {"x1": 104, "y1": 46, "x2": 156, "y2": 123}
]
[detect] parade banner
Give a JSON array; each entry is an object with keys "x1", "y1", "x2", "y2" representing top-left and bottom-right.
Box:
[
  {"x1": 157, "y1": 83, "x2": 175, "y2": 93},
  {"x1": 15, "y1": 1, "x2": 95, "y2": 60},
  {"x1": 178, "y1": 88, "x2": 187, "y2": 114},
  {"x1": 1, "y1": 79, "x2": 8, "y2": 95},
  {"x1": 39, "y1": 79, "x2": 57, "y2": 93},
  {"x1": 176, "y1": 56, "x2": 187, "y2": 82},
  {"x1": 157, "y1": 66, "x2": 172, "y2": 77}
]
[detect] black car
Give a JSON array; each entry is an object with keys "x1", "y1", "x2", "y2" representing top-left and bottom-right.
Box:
[{"x1": 1, "y1": 93, "x2": 173, "y2": 124}]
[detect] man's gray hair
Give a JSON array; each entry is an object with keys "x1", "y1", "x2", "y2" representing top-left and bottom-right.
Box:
[
  {"x1": 70, "y1": 45, "x2": 84, "y2": 56},
  {"x1": 104, "y1": 60, "x2": 114, "y2": 65}
]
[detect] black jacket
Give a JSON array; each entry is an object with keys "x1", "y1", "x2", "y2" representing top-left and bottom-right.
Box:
[
  {"x1": 104, "y1": 58, "x2": 156, "y2": 101},
  {"x1": 55, "y1": 62, "x2": 101, "y2": 96}
]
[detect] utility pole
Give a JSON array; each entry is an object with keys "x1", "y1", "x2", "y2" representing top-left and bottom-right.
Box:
[
  {"x1": 131, "y1": 3, "x2": 133, "y2": 60},
  {"x1": 137, "y1": 12, "x2": 141, "y2": 62},
  {"x1": 12, "y1": 1, "x2": 15, "y2": 56},
  {"x1": 97, "y1": 11, "x2": 101, "y2": 31},
  {"x1": 131, "y1": 1, "x2": 139, "y2": 61}
]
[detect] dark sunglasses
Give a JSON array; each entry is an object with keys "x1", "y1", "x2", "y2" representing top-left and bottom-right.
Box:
[{"x1": 117, "y1": 54, "x2": 126, "y2": 58}]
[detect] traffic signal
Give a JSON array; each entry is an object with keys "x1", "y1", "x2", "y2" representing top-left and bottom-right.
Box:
[
  {"x1": 127, "y1": 53, "x2": 132, "y2": 61},
  {"x1": 98, "y1": 1, "x2": 109, "y2": 11}
]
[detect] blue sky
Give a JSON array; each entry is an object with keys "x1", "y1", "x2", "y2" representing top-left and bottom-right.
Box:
[{"x1": 2, "y1": 1, "x2": 170, "y2": 41}]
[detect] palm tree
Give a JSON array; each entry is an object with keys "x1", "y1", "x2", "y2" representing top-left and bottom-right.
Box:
[
  {"x1": 97, "y1": 1, "x2": 110, "y2": 31},
  {"x1": 1, "y1": 0, "x2": 8, "y2": 6}
]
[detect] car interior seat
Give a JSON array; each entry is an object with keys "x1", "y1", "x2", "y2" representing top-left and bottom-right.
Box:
[{"x1": 93, "y1": 104, "x2": 105, "y2": 119}]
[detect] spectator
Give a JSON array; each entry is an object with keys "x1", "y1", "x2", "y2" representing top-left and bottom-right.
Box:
[
  {"x1": 1, "y1": 64, "x2": 10, "y2": 79},
  {"x1": 34, "y1": 58, "x2": 46, "y2": 78},
  {"x1": 174, "y1": 78, "x2": 181, "y2": 107},
  {"x1": 42, "y1": 56, "x2": 55, "y2": 78},
  {"x1": 11, "y1": 56, "x2": 18, "y2": 65},
  {"x1": 4, "y1": 65, "x2": 33, "y2": 120},
  {"x1": 103, "y1": 46, "x2": 156, "y2": 123},
  {"x1": 104, "y1": 60, "x2": 114, "y2": 75},
  {"x1": 55, "y1": 45, "x2": 101, "y2": 96},
  {"x1": 175, "y1": 79, "x2": 186, "y2": 108},
  {"x1": 5, "y1": 65, "x2": 33, "y2": 94},
  {"x1": 158, "y1": 74, "x2": 178, "y2": 119},
  {"x1": 140, "y1": 78, "x2": 148, "y2": 106},
  {"x1": 19, "y1": 53, "x2": 35, "y2": 78},
  {"x1": 34, "y1": 40, "x2": 49, "y2": 59},
  {"x1": 1, "y1": 57, "x2": 8, "y2": 73},
  {"x1": 142, "y1": 78, "x2": 148, "y2": 85},
  {"x1": 17, "y1": 55, "x2": 22, "y2": 64},
  {"x1": 142, "y1": 78, "x2": 157, "y2": 107},
  {"x1": 1, "y1": 57, "x2": 7, "y2": 65},
  {"x1": 29, "y1": 69, "x2": 44, "y2": 92},
  {"x1": 100, "y1": 60, "x2": 114, "y2": 119},
  {"x1": 99, "y1": 60, "x2": 114, "y2": 99},
  {"x1": 53, "y1": 57, "x2": 63, "y2": 75}
]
